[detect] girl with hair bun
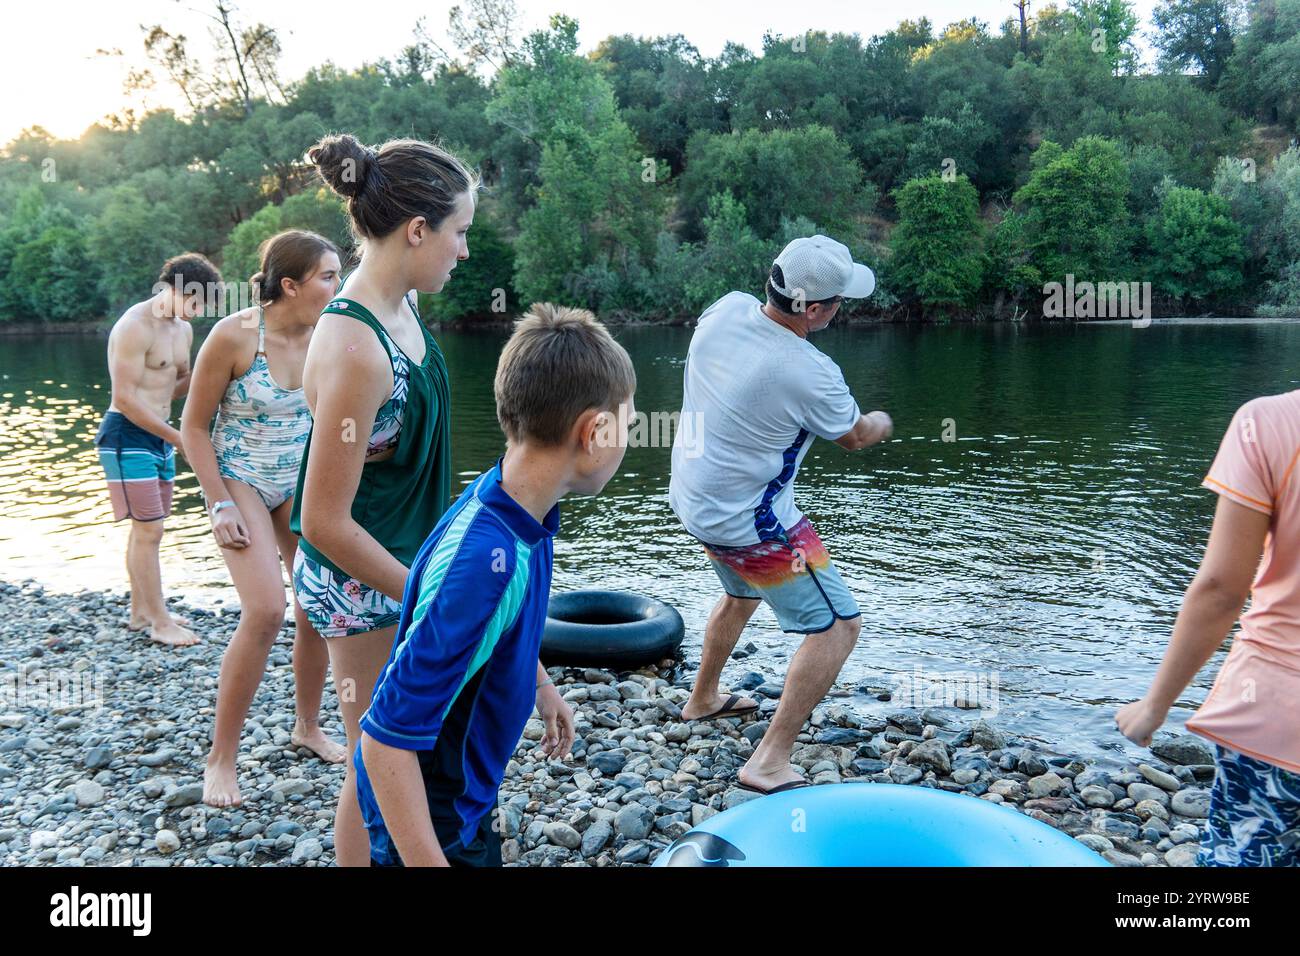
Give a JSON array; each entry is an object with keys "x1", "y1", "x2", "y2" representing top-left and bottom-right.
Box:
[
  {"x1": 181, "y1": 229, "x2": 346, "y2": 808},
  {"x1": 290, "y1": 133, "x2": 478, "y2": 865}
]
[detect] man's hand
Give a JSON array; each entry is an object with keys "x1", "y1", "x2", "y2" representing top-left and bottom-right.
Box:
[
  {"x1": 866, "y1": 410, "x2": 893, "y2": 444},
  {"x1": 833, "y1": 410, "x2": 893, "y2": 451},
  {"x1": 536, "y1": 683, "x2": 575, "y2": 761}
]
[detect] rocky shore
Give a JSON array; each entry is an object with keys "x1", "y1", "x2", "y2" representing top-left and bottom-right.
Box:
[{"x1": 0, "y1": 579, "x2": 1215, "y2": 867}]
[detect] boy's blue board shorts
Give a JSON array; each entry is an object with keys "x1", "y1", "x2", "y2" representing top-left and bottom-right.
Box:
[{"x1": 369, "y1": 809, "x2": 502, "y2": 868}]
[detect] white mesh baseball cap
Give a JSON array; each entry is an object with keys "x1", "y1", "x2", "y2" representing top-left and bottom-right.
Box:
[{"x1": 769, "y1": 234, "x2": 876, "y2": 301}]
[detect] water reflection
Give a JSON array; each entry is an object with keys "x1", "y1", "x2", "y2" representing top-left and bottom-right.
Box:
[{"x1": 2, "y1": 320, "x2": 1298, "y2": 764}]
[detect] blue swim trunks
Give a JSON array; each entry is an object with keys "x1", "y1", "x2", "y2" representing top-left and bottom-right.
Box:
[{"x1": 94, "y1": 411, "x2": 176, "y2": 522}]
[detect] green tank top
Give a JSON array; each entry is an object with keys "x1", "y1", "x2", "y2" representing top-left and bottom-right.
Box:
[{"x1": 290, "y1": 294, "x2": 452, "y2": 577}]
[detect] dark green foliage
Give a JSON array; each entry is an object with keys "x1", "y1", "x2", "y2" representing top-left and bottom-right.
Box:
[
  {"x1": 889, "y1": 175, "x2": 985, "y2": 312},
  {"x1": 2, "y1": 3, "x2": 1299, "y2": 322}
]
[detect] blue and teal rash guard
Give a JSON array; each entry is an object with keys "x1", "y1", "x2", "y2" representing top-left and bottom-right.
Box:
[{"x1": 355, "y1": 457, "x2": 559, "y2": 863}]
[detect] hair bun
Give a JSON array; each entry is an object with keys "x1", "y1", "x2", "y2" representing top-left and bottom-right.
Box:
[{"x1": 308, "y1": 133, "x2": 374, "y2": 199}]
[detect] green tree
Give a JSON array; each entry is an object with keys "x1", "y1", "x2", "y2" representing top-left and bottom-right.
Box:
[
  {"x1": 889, "y1": 174, "x2": 985, "y2": 313},
  {"x1": 488, "y1": 15, "x2": 666, "y2": 306},
  {"x1": 1258, "y1": 147, "x2": 1300, "y2": 313},
  {"x1": 676, "y1": 192, "x2": 771, "y2": 314},
  {"x1": 678, "y1": 126, "x2": 875, "y2": 242},
  {"x1": 1145, "y1": 184, "x2": 1246, "y2": 303},
  {"x1": 1151, "y1": 0, "x2": 1245, "y2": 86},
  {"x1": 9, "y1": 226, "x2": 104, "y2": 321},
  {"x1": 986, "y1": 208, "x2": 1043, "y2": 315},
  {"x1": 1014, "y1": 136, "x2": 1131, "y2": 283},
  {"x1": 901, "y1": 106, "x2": 996, "y2": 188},
  {"x1": 1068, "y1": 0, "x2": 1141, "y2": 73},
  {"x1": 88, "y1": 185, "x2": 187, "y2": 312},
  {"x1": 1219, "y1": 0, "x2": 1300, "y2": 127},
  {"x1": 592, "y1": 34, "x2": 726, "y2": 175},
  {"x1": 220, "y1": 188, "x2": 350, "y2": 283}
]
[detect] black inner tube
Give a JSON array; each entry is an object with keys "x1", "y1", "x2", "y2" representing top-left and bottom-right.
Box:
[{"x1": 542, "y1": 590, "x2": 685, "y2": 668}]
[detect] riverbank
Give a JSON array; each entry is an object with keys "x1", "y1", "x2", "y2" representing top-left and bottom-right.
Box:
[{"x1": 0, "y1": 579, "x2": 1214, "y2": 867}]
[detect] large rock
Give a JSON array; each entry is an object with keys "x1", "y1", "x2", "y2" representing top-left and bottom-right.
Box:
[
  {"x1": 906, "y1": 738, "x2": 951, "y2": 775},
  {"x1": 1165, "y1": 844, "x2": 1200, "y2": 867},
  {"x1": 587, "y1": 750, "x2": 627, "y2": 775},
  {"x1": 542, "y1": 821, "x2": 581, "y2": 850},
  {"x1": 291, "y1": 837, "x2": 323, "y2": 864},
  {"x1": 1126, "y1": 782, "x2": 1170, "y2": 807},
  {"x1": 613, "y1": 803, "x2": 656, "y2": 841},
  {"x1": 580, "y1": 820, "x2": 613, "y2": 858},
  {"x1": 816, "y1": 727, "x2": 873, "y2": 746},
  {"x1": 1027, "y1": 772, "x2": 1066, "y2": 798},
  {"x1": 162, "y1": 783, "x2": 204, "y2": 808},
  {"x1": 1075, "y1": 833, "x2": 1114, "y2": 854},
  {"x1": 1017, "y1": 751, "x2": 1049, "y2": 776},
  {"x1": 971, "y1": 719, "x2": 1006, "y2": 751},
  {"x1": 1171, "y1": 788, "x2": 1211, "y2": 819},
  {"x1": 72, "y1": 779, "x2": 104, "y2": 807},
  {"x1": 722, "y1": 788, "x2": 763, "y2": 810},
  {"x1": 270, "y1": 778, "x2": 313, "y2": 798},
  {"x1": 888, "y1": 764, "x2": 924, "y2": 786},
  {"x1": 1080, "y1": 785, "x2": 1115, "y2": 808},
  {"x1": 1138, "y1": 764, "x2": 1180, "y2": 792},
  {"x1": 1151, "y1": 734, "x2": 1214, "y2": 767},
  {"x1": 1134, "y1": 799, "x2": 1170, "y2": 822}
]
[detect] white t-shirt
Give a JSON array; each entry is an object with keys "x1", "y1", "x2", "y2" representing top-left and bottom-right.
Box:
[{"x1": 669, "y1": 291, "x2": 861, "y2": 547}]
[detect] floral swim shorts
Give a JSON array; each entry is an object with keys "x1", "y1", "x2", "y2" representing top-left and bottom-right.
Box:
[
  {"x1": 292, "y1": 548, "x2": 403, "y2": 638},
  {"x1": 1198, "y1": 744, "x2": 1300, "y2": 866}
]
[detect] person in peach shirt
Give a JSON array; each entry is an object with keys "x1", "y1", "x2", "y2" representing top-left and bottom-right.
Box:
[{"x1": 1117, "y1": 390, "x2": 1300, "y2": 866}]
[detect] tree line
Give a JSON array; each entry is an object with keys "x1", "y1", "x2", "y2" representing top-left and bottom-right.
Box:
[{"x1": 1, "y1": 0, "x2": 1298, "y2": 325}]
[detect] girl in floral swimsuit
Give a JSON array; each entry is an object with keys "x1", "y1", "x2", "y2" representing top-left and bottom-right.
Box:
[{"x1": 180, "y1": 230, "x2": 347, "y2": 808}]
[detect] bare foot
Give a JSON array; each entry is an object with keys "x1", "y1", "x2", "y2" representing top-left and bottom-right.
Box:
[
  {"x1": 737, "y1": 760, "x2": 806, "y2": 793},
  {"x1": 292, "y1": 720, "x2": 346, "y2": 764},
  {"x1": 681, "y1": 690, "x2": 758, "y2": 721},
  {"x1": 203, "y1": 761, "x2": 243, "y2": 808},
  {"x1": 146, "y1": 618, "x2": 200, "y2": 646},
  {"x1": 130, "y1": 612, "x2": 192, "y2": 631}
]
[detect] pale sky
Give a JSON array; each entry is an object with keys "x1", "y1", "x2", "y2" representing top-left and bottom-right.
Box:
[{"x1": 2, "y1": 0, "x2": 1161, "y2": 143}]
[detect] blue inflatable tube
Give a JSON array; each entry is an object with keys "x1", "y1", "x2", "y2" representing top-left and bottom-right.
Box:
[{"x1": 655, "y1": 783, "x2": 1111, "y2": 867}]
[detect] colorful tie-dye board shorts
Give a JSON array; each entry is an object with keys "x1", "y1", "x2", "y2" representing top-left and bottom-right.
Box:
[{"x1": 701, "y1": 517, "x2": 860, "y2": 635}]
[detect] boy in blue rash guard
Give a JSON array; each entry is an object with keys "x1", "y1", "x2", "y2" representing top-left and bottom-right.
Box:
[{"x1": 355, "y1": 302, "x2": 637, "y2": 867}]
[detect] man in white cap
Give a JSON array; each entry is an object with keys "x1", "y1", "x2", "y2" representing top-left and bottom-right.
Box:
[{"x1": 669, "y1": 235, "x2": 893, "y2": 794}]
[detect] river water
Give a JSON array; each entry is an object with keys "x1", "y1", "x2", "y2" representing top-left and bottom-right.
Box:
[{"x1": 3, "y1": 318, "x2": 1297, "y2": 765}]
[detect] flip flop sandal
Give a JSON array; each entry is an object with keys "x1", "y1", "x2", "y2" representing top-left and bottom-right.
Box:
[
  {"x1": 691, "y1": 693, "x2": 759, "y2": 721},
  {"x1": 736, "y1": 779, "x2": 812, "y2": 795}
]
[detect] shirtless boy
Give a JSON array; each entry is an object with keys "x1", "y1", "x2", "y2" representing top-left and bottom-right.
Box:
[{"x1": 96, "y1": 253, "x2": 222, "y2": 645}]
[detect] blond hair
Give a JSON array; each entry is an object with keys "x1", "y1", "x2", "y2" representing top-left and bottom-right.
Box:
[{"x1": 494, "y1": 303, "x2": 636, "y2": 445}]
